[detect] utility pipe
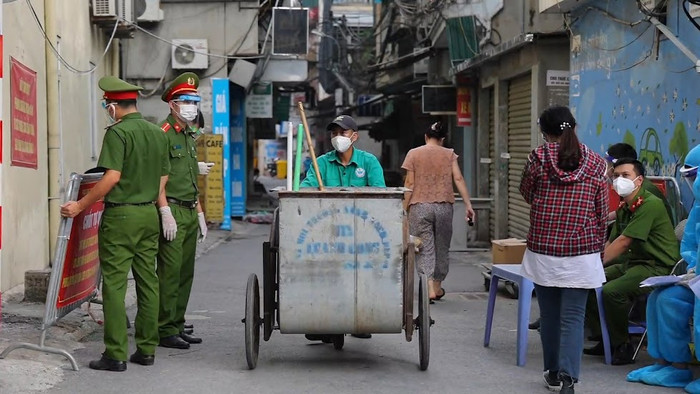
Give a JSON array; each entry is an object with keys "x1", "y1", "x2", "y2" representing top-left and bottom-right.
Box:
[{"x1": 45, "y1": 0, "x2": 61, "y2": 258}]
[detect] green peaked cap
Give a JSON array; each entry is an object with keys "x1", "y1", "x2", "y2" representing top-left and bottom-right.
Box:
[
  {"x1": 98, "y1": 76, "x2": 143, "y2": 100},
  {"x1": 161, "y1": 72, "x2": 200, "y2": 102}
]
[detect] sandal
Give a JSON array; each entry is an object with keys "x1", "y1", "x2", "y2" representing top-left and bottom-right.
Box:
[{"x1": 435, "y1": 288, "x2": 446, "y2": 300}]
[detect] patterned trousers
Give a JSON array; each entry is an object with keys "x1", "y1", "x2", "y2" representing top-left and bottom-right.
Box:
[{"x1": 408, "y1": 202, "x2": 454, "y2": 281}]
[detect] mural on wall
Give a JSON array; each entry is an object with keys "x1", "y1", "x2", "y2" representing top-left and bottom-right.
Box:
[{"x1": 568, "y1": 1, "x2": 700, "y2": 210}]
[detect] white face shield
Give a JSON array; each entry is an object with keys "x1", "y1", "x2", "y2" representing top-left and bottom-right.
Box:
[{"x1": 681, "y1": 164, "x2": 698, "y2": 192}]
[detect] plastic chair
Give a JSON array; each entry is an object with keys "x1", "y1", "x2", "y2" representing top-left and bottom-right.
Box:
[{"x1": 483, "y1": 264, "x2": 612, "y2": 366}]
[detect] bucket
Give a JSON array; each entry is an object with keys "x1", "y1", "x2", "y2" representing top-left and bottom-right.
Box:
[{"x1": 276, "y1": 160, "x2": 287, "y2": 179}]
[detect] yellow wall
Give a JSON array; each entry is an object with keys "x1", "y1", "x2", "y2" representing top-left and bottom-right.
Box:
[{"x1": 1, "y1": 0, "x2": 118, "y2": 291}]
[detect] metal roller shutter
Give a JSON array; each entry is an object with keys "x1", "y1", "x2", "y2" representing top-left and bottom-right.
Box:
[
  {"x1": 488, "y1": 90, "x2": 496, "y2": 240},
  {"x1": 507, "y1": 74, "x2": 532, "y2": 239}
]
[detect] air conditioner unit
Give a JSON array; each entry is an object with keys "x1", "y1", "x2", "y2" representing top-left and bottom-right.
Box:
[
  {"x1": 172, "y1": 39, "x2": 209, "y2": 70},
  {"x1": 136, "y1": 0, "x2": 164, "y2": 23},
  {"x1": 119, "y1": 0, "x2": 134, "y2": 24},
  {"x1": 92, "y1": 0, "x2": 117, "y2": 18}
]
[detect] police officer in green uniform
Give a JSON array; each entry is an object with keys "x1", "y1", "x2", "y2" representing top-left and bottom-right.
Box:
[
  {"x1": 301, "y1": 115, "x2": 385, "y2": 341},
  {"x1": 300, "y1": 115, "x2": 385, "y2": 188},
  {"x1": 156, "y1": 72, "x2": 208, "y2": 350},
  {"x1": 584, "y1": 158, "x2": 680, "y2": 365},
  {"x1": 61, "y1": 76, "x2": 170, "y2": 371}
]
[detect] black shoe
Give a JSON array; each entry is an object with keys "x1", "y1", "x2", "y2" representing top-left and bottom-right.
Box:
[
  {"x1": 88, "y1": 354, "x2": 127, "y2": 372},
  {"x1": 543, "y1": 370, "x2": 561, "y2": 391},
  {"x1": 611, "y1": 342, "x2": 635, "y2": 365},
  {"x1": 351, "y1": 333, "x2": 372, "y2": 339},
  {"x1": 583, "y1": 341, "x2": 604, "y2": 356},
  {"x1": 159, "y1": 334, "x2": 190, "y2": 349},
  {"x1": 129, "y1": 351, "x2": 155, "y2": 366},
  {"x1": 529, "y1": 318, "x2": 541, "y2": 330},
  {"x1": 560, "y1": 375, "x2": 575, "y2": 394},
  {"x1": 180, "y1": 332, "x2": 202, "y2": 344},
  {"x1": 305, "y1": 334, "x2": 334, "y2": 343}
]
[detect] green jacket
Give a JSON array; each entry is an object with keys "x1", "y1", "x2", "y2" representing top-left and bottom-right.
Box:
[
  {"x1": 159, "y1": 115, "x2": 199, "y2": 201},
  {"x1": 98, "y1": 112, "x2": 170, "y2": 203},
  {"x1": 301, "y1": 148, "x2": 385, "y2": 188},
  {"x1": 609, "y1": 188, "x2": 681, "y2": 268}
]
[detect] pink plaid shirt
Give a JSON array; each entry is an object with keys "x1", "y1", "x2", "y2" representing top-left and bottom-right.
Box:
[{"x1": 519, "y1": 143, "x2": 608, "y2": 257}]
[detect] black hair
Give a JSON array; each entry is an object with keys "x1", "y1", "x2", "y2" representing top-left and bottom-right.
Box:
[
  {"x1": 538, "y1": 106, "x2": 580, "y2": 171},
  {"x1": 608, "y1": 143, "x2": 637, "y2": 160},
  {"x1": 613, "y1": 157, "x2": 645, "y2": 177},
  {"x1": 107, "y1": 99, "x2": 137, "y2": 109},
  {"x1": 426, "y1": 121, "x2": 447, "y2": 140}
]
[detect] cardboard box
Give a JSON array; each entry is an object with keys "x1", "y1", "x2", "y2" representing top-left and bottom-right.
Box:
[{"x1": 491, "y1": 238, "x2": 527, "y2": 264}]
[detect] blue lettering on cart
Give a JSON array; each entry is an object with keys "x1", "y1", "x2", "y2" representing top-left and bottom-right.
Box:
[{"x1": 294, "y1": 206, "x2": 394, "y2": 268}]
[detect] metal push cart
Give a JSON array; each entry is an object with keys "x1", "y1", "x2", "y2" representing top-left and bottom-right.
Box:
[{"x1": 243, "y1": 188, "x2": 432, "y2": 370}]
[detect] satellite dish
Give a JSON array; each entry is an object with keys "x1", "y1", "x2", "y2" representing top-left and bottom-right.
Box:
[{"x1": 174, "y1": 44, "x2": 196, "y2": 65}]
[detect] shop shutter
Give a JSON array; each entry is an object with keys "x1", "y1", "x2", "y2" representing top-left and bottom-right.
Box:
[{"x1": 507, "y1": 74, "x2": 532, "y2": 239}]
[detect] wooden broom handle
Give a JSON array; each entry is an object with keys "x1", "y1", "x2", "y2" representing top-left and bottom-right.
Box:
[{"x1": 297, "y1": 102, "x2": 324, "y2": 191}]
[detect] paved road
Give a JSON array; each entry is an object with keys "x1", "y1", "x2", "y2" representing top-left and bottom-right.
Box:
[{"x1": 46, "y1": 226, "x2": 675, "y2": 394}]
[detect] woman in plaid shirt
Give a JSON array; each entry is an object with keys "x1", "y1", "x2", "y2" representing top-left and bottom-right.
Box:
[{"x1": 519, "y1": 106, "x2": 609, "y2": 394}]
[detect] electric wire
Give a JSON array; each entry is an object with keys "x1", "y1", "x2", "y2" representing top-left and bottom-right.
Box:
[
  {"x1": 25, "y1": 0, "x2": 119, "y2": 74},
  {"x1": 683, "y1": 0, "x2": 700, "y2": 32},
  {"x1": 588, "y1": 23, "x2": 652, "y2": 51}
]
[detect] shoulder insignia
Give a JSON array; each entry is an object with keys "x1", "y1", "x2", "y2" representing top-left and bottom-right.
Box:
[{"x1": 161, "y1": 123, "x2": 172, "y2": 132}]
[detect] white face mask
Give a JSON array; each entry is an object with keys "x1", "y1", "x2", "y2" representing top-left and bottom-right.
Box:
[
  {"x1": 613, "y1": 176, "x2": 639, "y2": 197},
  {"x1": 104, "y1": 103, "x2": 116, "y2": 123},
  {"x1": 178, "y1": 104, "x2": 198, "y2": 122},
  {"x1": 331, "y1": 135, "x2": 353, "y2": 153}
]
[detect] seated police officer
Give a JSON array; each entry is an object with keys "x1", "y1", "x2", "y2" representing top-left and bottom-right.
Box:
[{"x1": 584, "y1": 158, "x2": 680, "y2": 365}]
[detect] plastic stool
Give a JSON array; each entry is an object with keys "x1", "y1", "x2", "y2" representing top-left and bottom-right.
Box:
[{"x1": 484, "y1": 264, "x2": 612, "y2": 366}]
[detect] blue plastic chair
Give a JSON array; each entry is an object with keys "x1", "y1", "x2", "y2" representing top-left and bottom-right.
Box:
[{"x1": 484, "y1": 264, "x2": 612, "y2": 366}]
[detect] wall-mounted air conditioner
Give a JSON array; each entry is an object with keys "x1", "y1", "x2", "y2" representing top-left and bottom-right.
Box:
[
  {"x1": 171, "y1": 39, "x2": 209, "y2": 70},
  {"x1": 136, "y1": 0, "x2": 164, "y2": 23},
  {"x1": 119, "y1": 0, "x2": 134, "y2": 24},
  {"x1": 92, "y1": 0, "x2": 117, "y2": 18}
]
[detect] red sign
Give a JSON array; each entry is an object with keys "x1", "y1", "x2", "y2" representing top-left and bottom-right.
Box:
[
  {"x1": 10, "y1": 58, "x2": 38, "y2": 168},
  {"x1": 56, "y1": 180, "x2": 104, "y2": 309},
  {"x1": 456, "y1": 87, "x2": 472, "y2": 127}
]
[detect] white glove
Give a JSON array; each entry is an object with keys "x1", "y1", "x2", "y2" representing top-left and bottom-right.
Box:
[
  {"x1": 198, "y1": 162, "x2": 215, "y2": 175},
  {"x1": 159, "y1": 206, "x2": 177, "y2": 241},
  {"x1": 198, "y1": 212, "x2": 207, "y2": 243}
]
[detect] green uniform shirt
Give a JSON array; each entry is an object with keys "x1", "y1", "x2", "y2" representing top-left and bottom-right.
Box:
[
  {"x1": 160, "y1": 115, "x2": 199, "y2": 201},
  {"x1": 609, "y1": 188, "x2": 681, "y2": 268},
  {"x1": 300, "y1": 148, "x2": 386, "y2": 188},
  {"x1": 641, "y1": 177, "x2": 674, "y2": 222},
  {"x1": 97, "y1": 112, "x2": 170, "y2": 203}
]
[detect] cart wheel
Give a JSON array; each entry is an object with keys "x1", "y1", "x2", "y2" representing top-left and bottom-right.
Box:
[
  {"x1": 418, "y1": 273, "x2": 430, "y2": 371},
  {"x1": 332, "y1": 334, "x2": 344, "y2": 351},
  {"x1": 245, "y1": 273, "x2": 261, "y2": 370}
]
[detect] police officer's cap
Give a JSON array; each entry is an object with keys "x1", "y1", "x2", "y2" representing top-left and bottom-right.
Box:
[
  {"x1": 162, "y1": 72, "x2": 200, "y2": 102},
  {"x1": 98, "y1": 76, "x2": 143, "y2": 101},
  {"x1": 326, "y1": 115, "x2": 357, "y2": 131}
]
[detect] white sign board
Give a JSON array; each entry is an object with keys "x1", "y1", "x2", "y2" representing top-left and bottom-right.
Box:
[
  {"x1": 546, "y1": 70, "x2": 570, "y2": 86},
  {"x1": 245, "y1": 82, "x2": 273, "y2": 119}
]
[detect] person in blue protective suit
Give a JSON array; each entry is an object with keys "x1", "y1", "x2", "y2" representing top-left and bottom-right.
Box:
[{"x1": 626, "y1": 144, "x2": 700, "y2": 392}]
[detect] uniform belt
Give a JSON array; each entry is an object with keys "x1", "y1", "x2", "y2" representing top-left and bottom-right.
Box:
[
  {"x1": 104, "y1": 201, "x2": 155, "y2": 208},
  {"x1": 166, "y1": 197, "x2": 198, "y2": 209}
]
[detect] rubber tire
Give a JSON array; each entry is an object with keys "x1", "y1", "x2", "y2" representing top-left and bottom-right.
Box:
[
  {"x1": 245, "y1": 274, "x2": 261, "y2": 370},
  {"x1": 418, "y1": 273, "x2": 430, "y2": 371},
  {"x1": 332, "y1": 334, "x2": 344, "y2": 351}
]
